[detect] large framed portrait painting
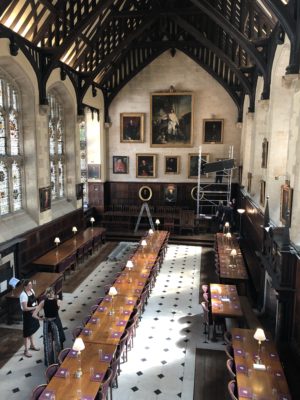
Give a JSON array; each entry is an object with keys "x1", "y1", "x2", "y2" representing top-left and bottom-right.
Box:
[
  {"x1": 120, "y1": 113, "x2": 144, "y2": 142},
  {"x1": 151, "y1": 92, "x2": 193, "y2": 147},
  {"x1": 203, "y1": 119, "x2": 223, "y2": 143}
]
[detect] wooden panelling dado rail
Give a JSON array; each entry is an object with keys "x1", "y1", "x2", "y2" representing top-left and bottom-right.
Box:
[
  {"x1": 89, "y1": 181, "x2": 239, "y2": 214},
  {"x1": 17, "y1": 209, "x2": 85, "y2": 277}
]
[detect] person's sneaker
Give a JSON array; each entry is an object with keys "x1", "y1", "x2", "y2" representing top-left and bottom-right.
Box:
[{"x1": 24, "y1": 351, "x2": 32, "y2": 358}]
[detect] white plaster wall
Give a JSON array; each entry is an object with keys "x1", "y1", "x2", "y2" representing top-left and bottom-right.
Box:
[{"x1": 108, "y1": 50, "x2": 240, "y2": 182}]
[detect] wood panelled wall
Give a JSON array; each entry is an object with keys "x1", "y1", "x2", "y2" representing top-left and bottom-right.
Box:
[
  {"x1": 89, "y1": 181, "x2": 239, "y2": 212},
  {"x1": 239, "y1": 193, "x2": 299, "y2": 353},
  {"x1": 17, "y1": 209, "x2": 85, "y2": 277}
]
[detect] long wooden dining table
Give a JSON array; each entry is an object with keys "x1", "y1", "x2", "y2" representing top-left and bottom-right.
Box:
[
  {"x1": 39, "y1": 230, "x2": 169, "y2": 400},
  {"x1": 215, "y1": 233, "x2": 248, "y2": 294},
  {"x1": 232, "y1": 328, "x2": 291, "y2": 400},
  {"x1": 33, "y1": 227, "x2": 106, "y2": 273}
]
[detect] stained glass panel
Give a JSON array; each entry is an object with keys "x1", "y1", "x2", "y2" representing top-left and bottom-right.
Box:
[
  {"x1": 79, "y1": 121, "x2": 88, "y2": 208},
  {"x1": 48, "y1": 92, "x2": 65, "y2": 200},
  {"x1": 0, "y1": 161, "x2": 9, "y2": 215},
  {"x1": 9, "y1": 110, "x2": 19, "y2": 155},
  {"x1": 12, "y1": 161, "x2": 22, "y2": 211},
  {"x1": 0, "y1": 113, "x2": 5, "y2": 155},
  {"x1": 0, "y1": 79, "x2": 3, "y2": 108}
]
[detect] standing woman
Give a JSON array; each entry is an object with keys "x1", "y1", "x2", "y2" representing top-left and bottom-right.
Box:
[
  {"x1": 19, "y1": 280, "x2": 40, "y2": 358},
  {"x1": 33, "y1": 287, "x2": 66, "y2": 365}
]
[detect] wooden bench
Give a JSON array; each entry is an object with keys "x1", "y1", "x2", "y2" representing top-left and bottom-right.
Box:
[{"x1": 239, "y1": 296, "x2": 262, "y2": 329}]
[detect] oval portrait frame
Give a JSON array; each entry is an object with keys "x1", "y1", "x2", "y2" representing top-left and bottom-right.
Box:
[
  {"x1": 139, "y1": 186, "x2": 153, "y2": 202},
  {"x1": 191, "y1": 186, "x2": 204, "y2": 201}
]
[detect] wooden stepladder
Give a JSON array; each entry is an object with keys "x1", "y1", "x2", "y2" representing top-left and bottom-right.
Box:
[{"x1": 134, "y1": 202, "x2": 155, "y2": 232}]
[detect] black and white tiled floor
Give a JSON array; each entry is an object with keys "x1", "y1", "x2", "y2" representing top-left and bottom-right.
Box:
[{"x1": 0, "y1": 243, "x2": 223, "y2": 400}]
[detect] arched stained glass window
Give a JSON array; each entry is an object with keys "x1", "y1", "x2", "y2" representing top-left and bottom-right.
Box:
[
  {"x1": 79, "y1": 121, "x2": 88, "y2": 208},
  {"x1": 48, "y1": 92, "x2": 65, "y2": 200},
  {"x1": 0, "y1": 77, "x2": 23, "y2": 216}
]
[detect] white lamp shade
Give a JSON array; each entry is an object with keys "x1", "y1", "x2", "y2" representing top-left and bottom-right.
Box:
[
  {"x1": 224, "y1": 222, "x2": 230, "y2": 227},
  {"x1": 54, "y1": 237, "x2": 60, "y2": 245},
  {"x1": 148, "y1": 229, "x2": 154, "y2": 235},
  {"x1": 90, "y1": 217, "x2": 95, "y2": 223},
  {"x1": 141, "y1": 239, "x2": 147, "y2": 247},
  {"x1": 126, "y1": 260, "x2": 134, "y2": 269},
  {"x1": 230, "y1": 249, "x2": 237, "y2": 257},
  {"x1": 108, "y1": 286, "x2": 118, "y2": 296},
  {"x1": 238, "y1": 209, "x2": 246, "y2": 214},
  {"x1": 73, "y1": 337, "x2": 85, "y2": 352},
  {"x1": 155, "y1": 219, "x2": 160, "y2": 225},
  {"x1": 72, "y1": 226, "x2": 78, "y2": 233},
  {"x1": 225, "y1": 233, "x2": 232, "y2": 238},
  {"x1": 253, "y1": 328, "x2": 266, "y2": 342}
]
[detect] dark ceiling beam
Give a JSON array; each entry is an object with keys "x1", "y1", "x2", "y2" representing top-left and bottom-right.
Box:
[
  {"x1": 262, "y1": 0, "x2": 300, "y2": 74},
  {"x1": 172, "y1": 15, "x2": 252, "y2": 95},
  {"x1": 189, "y1": 0, "x2": 267, "y2": 76},
  {"x1": 80, "y1": 15, "x2": 158, "y2": 95},
  {"x1": 179, "y1": 46, "x2": 244, "y2": 121},
  {"x1": 0, "y1": 1, "x2": 14, "y2": 17}
]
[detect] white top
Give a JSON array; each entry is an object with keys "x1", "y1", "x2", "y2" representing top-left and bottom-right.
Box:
[{"x1": 19, "y1": 289, "x2": 36, "y2": 311}]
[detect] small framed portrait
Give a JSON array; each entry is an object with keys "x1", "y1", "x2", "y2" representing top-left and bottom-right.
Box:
[
  {"x1": 261, "y1": 138, "x2": 268, "y2": 168},
  {"x1": 113, "y1": 156, "x2": 129, "y2": 174},
  {"x1": 88, "y1": 164, "x2": 101, "y2": 180},
  {"x1": 164, "y1": 184, "x2": 177, "y2": 203},
  {"x1": 165, "y1": 156, "x2": 180, "y2": 174},
  {"x1": 188, "y1": 153, "x2": 210, "y2": 178},
  {"x1": 39, "y1": 186, "x2": 51, "y2": 212},
  {"x1": 76, "y1": 183, "x2": 84, "y2": 200},
  {"x1": 120, "y1": 113, "x2": 144, "y2": 142},
  {"x1": 280, "y1": 182, "x2": 293, "y2": 224},
  {"x1": 139, "y1": 186, "x2": 153, "y2": 201},
  {"x1": 136, "y1": 154, "x2": 157, "y2": 178},
  {"x1": 260, "y1": 180, "x2": 266, "y2": 206},
  {"x1": 151, "y1": 92, "x2": 193, "y2": 147},
  {"x1": 247, "y1": 172, "x2": 252, "y2": 193},
  {"x1": 203, "y1": 119, "x2": 224, "y2": 143}
]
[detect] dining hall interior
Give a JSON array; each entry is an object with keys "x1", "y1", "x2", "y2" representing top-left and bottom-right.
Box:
[{"x1": 0, "y1": 1, "x2": 300, "y2": 399}]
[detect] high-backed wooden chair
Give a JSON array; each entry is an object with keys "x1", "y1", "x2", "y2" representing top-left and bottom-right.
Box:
[{"x1": 179, "y1": 210, "x2": 195, "y2": 234}]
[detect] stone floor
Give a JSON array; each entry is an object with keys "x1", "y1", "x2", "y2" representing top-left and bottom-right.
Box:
[{"x1": 0, "y1": 242, "x2": 226, "y2": 400}]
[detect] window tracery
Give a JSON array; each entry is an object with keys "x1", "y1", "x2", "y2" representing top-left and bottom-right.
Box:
[
  {"x1": 48, "y1": 92, "x2": 65, "y2": 200},
  {"x1": 0, "y1": 77, "x2": 23, "y2": 215}
]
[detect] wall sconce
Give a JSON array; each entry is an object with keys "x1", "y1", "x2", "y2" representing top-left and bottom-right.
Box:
[{"x1": 72, "y1": 337, "x2": 85, "y2": 378}]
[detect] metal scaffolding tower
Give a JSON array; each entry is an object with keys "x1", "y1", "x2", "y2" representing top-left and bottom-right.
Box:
[{"x1": 196, "y1": 146, "x2": 234, "y2": 216}]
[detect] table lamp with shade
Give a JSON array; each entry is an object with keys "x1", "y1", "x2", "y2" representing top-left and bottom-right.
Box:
[
  {"x1": 54, "y1": 237, "x2": 60, "y2": 254},
  {"x1": 155, "y1": 219, "x2": 160, "y2": 230},
  {"x1": 72, "y1": 226, "x2": 77, "y2": 242},
  {"x1": 126, "y1": 260, "x2": 134, "y2": 282},
  {"x1": 237, "y1": 208, "x2": 245, "y2": 237},
  {"x1": 108, "y1": 286, "x2": 118, "y2": 315},
  {"x1": 90, "y1": 217, "x2": 95, "y2": 229},
  {"x1": 223, "y1": 222, "x2": 230, "y2": 234},
  {"x1": 72, "y1": 337, "x2": 85, "y2": 378},
  {"x1": 230, "y1": 249, "x2": 237, "y2": 267},
  {"x1": 225, "y1": 232, "x2": 232, "y2": 250},
  {"x1": 141, "y1": 239, "x2": 147, "y2": 256},
  {"x1": 148, "y1": 228, "x2": 154, "y2": 235},
  {"x1": 253, "y1": 328, "x2": 266, "y2": 364}
]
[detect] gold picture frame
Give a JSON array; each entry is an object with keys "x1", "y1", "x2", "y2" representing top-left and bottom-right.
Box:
[
  {"x1": 280, "y1": 183, "x2": 293, "y2": 224},
  {"x1": 136, "y1": 154, "x2": 157, "y2": 178},
  {"x1": 150, "y1": 92, "x2": 193, "y2": 147},
  {"x1": 164, "y1": 156, "x2": 180, "y2": 174},
  {"x1": 188, "y1": 153, "x2": 210, "y2": 178},
  {"x1": 203, "y1": 119, "x2": 224, "y2": 143},
  {"x1": 120, "y1": 113, "x2": 145, "y2": 142},
  {"x1": 138, "y1": 186, "x2": 153, "y2": 201},
  {"x1": 260, "y1": 180, "x2": 266, "y2": 206}
]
